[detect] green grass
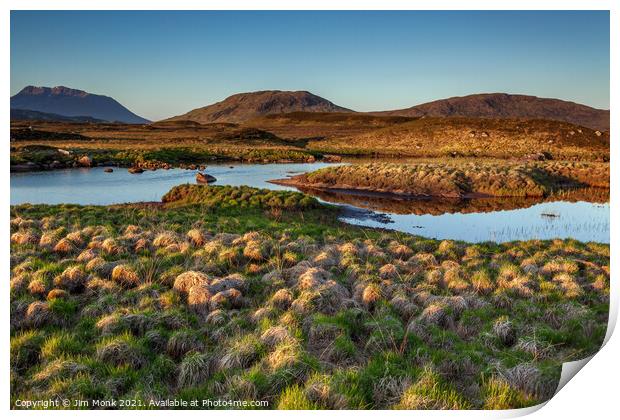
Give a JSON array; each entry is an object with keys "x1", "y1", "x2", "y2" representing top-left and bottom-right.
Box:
[{"x1": 10, "y1": 185, "x2": 609, "y2": 409}]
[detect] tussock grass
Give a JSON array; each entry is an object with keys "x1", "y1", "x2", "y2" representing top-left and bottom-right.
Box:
[
  {"x1": 9, "y1": 185, "x2": 608, "y2": 409},
  {"x1": 280, "y1": 161, "x2": 608, "y2": 198}
]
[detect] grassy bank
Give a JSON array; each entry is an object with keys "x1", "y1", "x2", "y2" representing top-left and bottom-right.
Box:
[
  {"x1": 274, "y1": 161, "x2": 609, "y2": 199},
  {"x1": 10, "y1": 185, "x2": 609, "y2": 409},
  {"x1": 10, "y1": 145, "x2": 319, "y2": 172}
]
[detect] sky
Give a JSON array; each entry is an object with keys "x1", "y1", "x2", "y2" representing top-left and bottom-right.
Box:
[{"x1": 10, "y1": 10, "x2": 610, "y2": 121}]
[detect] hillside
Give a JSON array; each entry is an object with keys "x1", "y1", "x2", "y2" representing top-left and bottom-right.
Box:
[
  {"x1": 375, "y1": 93, "x2": 609, "y2": 132},
  {"x1": 11, "y1": 86, "x2": 150, "y2": 124},
  {"x1": 307, "y1": 117, "x2": 610, "y2": 161},
  {"x1": 166, "y1": 90, "x2": 353, "y2": 124},
  {"x1": 244, "y1": 112, "x2": 415, "y2": 140}
]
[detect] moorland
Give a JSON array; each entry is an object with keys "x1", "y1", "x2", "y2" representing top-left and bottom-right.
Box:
[
  {"x1": 10, "y1": 89, "x2": 611, "y2": 410},
  {"x1": 10, "y1": 185, "x2": 610, "y2": 409}
]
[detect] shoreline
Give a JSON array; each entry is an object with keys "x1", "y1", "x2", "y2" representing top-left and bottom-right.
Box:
[{"x1": 269, "y1": 178, "x2": 496, "y2": 199}]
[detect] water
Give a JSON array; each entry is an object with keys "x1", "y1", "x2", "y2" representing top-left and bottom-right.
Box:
[
  {"x1": 341, "y1": 201, "x2": 609, "y2": 244},
  {"x1": 10, "y1": 162, "x2": 336, "y2": 205},
  {"x1": 10, "y1": 164, "x2": 609, "y2": 243}
]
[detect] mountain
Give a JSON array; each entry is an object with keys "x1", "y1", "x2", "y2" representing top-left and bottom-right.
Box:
[
  {"x1": 165, "y1": 90, "x2": 353, "y2": 124},
  {"x1": 11, "y1": 86, "x2": 150, "y2": 124},
  {"x1": 10, "y1": 108, "x2": 105, "y2": 123},
  {"x1": 375, "y1": 93, "x2": 609, "y2": 132}
]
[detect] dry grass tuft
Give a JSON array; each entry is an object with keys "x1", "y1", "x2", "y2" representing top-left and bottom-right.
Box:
[
  {"x1": 27, "y1": 279, "x2": 48, "y2": 297},
  {"x1": 54, "y1": 266, "x2": 87, "y2": 292},
  {"x1": 111, "y1": 264, "x2": 141, "y2": 288},
  {"x1": 186, "y1": 228, "x2": 207, "y2": 247},
  {"x1": 11, "y1": 231, "x2": 40, "y2": 245},
  {"x1": 153, "y1": 231, "x2": 179, "y2": 248},
  {"x1": 260, "y1": 326, "x2": 292, "y2": 348},
  {"x1": 270, "y1": 288, "x2": 294, "y2": 310},
  {"x1": 46, "y1": 288, "x2": 69, "y2": 301},
  {"x1": 362, "y1": 283, "x2": 382, "y2": 309},
  {"x1": 25, "y1": 301, "x2": 53, "y2": 327},
  {"x1": 53, "y1": 238, "x2": 76, "y2": 254},
  {"x1": 173, "y1": 271, "x2": 211, "y2": 294}
]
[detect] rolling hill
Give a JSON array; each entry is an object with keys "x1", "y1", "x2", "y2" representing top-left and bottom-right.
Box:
[
  {"x1": 165, "y1": 90, "x2": 353, "y2": 124},
  {"x1": 375, "y1": 93, "x2": 609, "y2": 132},
  {"x1": 11, "y1": 86, "x2": 150, "y2": 124}
]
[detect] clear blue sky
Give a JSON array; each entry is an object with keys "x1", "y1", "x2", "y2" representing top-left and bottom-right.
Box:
[{"x1": 11, "y1": 10, "x2": 610, "y2": 121}]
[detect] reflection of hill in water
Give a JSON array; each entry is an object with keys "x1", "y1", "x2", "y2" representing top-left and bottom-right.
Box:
[{"x1": 296, "y1": 187, "x2": 609, "y2": 216}]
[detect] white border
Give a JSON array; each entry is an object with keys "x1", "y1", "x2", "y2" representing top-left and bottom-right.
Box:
[{"x1": 2, "y1": 2, "x2": 616, "y2": 419}]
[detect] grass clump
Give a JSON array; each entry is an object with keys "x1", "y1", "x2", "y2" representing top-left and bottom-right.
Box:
[
  {"x1": 279, "y1": 161, "x2": 608, "y2": 198},
  {"x1": 9, "y1": 184, "x2": 609, "y2": 409}
]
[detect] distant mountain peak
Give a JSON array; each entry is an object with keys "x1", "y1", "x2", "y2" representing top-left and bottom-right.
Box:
[
  {"x1": 165, "y1": 90, "x2": 353, "y2": 124},
  {"x1": 19, "y1": 85, "x2": 92, "y2": 97},
  {"x1": 11, "y1": 85, "x2": 149, "y2": 124}
]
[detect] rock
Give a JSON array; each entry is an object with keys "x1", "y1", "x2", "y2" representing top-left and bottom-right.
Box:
[
  {"x1": 480, "y1": 131, "x2": 489, "y2": 138},
  {"x1": 128, "y1": 167, "x2": 144, "y2": 174},
  {"x1": 104, "y1": 168, "x2": 113, "y2": 173},
  {"x1": 196, "y1": 172, "x2": 216, "y2": 184},
  {"x1": 595, "y1": 130, "x2": 602, "y2": 137},
  {"x1": 77, "y1": 155, "x2": 92, "y2": 167}
]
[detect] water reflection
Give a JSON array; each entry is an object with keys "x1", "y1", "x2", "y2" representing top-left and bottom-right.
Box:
[
  {"x1": 294, "y1": 186, "x2": 609, "y2": 215},
  {"x1": 10, "y1": 165, "x2": 609, "y2": 243}
]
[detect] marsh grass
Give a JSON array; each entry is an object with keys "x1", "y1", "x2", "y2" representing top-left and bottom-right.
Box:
[
  {"x1": 10, "y1": 185, "x2": 609, "y2": 409},
  {"x1": 281, "y1": 161, "x2": 609, "y2": 199}
]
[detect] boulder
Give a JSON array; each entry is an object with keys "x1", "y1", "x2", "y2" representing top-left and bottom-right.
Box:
[
  {"x1": 196, "y1": 172, "x2": 216, "y2": 184},
  {"x1": 128, "y1": 167, "x2": 144, "y2": 174},
  {"x1": 104, "y1": 168, "x2": 113, "y2": 173}
]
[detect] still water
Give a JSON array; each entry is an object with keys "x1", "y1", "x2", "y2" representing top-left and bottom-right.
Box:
[
  {"x1": 10, "y1": 164, "x2": 609, "y2": 243},
  {"x1": 10, "y1": 163, "x2": 335, "y2": 205}
]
